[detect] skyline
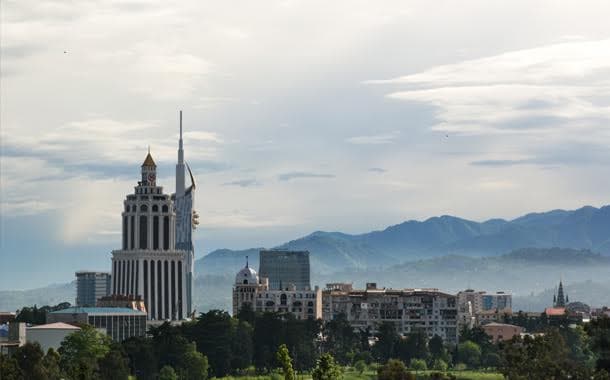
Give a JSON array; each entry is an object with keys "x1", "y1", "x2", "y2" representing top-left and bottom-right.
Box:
[{"x1": 3, "y1": 0, "x2": 610, "y2": 289}]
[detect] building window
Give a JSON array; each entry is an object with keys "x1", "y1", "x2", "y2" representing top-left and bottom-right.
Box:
[
  {"x1": 141, "y1": 205, "x2": 148, "y2": 212},
  {"x1": 131, "y1": 205, "x2": 136, "y2": 212},
  {"x1": 152, "y1": 204, "x2": 158, "y2": 212},
  {"x1": 139, "y1": 216, "x2": 148, "y2": 249},
  {"x1": 281, "y1": 294, "x2": 287, "y2": 306},
  {"x1": 162, "y1": 205, "x2": 169, "y2": 213},
  {"x1": 163, "y1": 216, "x2": 169, "y2": 250},
  {"x1": 130, "y1": 215, "x2": 135, "y2": 249},
  {"x1": 153, "y1": 216, "x2": 159, "y2": 249}
]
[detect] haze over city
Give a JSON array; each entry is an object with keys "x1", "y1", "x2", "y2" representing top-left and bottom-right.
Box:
[{"x1": 2, "y1": 0, "x2": 610, "y2": 290}]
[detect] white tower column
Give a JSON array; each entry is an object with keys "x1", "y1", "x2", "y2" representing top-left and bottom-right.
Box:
[
  {"x1": 160, "y1": 260, "x2": 165, "y2": 319},
  {"x1": 135, "y1": 212, "x2": 140, "y2": 250}
]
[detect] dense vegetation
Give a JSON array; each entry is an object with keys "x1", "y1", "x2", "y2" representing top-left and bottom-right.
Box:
[{"x1": 2, "y1": 303, "x2": 610, "y2": 379}]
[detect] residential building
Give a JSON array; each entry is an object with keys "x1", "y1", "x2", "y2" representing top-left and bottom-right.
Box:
[
  {"x1": 27, "y1": 323, "x2": 81, "y2": 352},
  {"x1": 259, "y1": 250, "x2": 311, "y2": 290},
  {"x1": 457, "y1": 289, "x2": 512, "y2": 328},
  {"x1": 75, "y1": 271, "x2": 111, "y2": 307},
  {"x1": 0, "y1": 323, "x2": 25, "y2": 355},
  {"x1": 232, "y1": 260, "x2": 321, "y2": 319},
  {"x1": 482, "y1": 322, "x2": 524, "y2": 342},
  {"x1": 322, "y1": 283, "x2": 459, "y2": 345},
  {"x1": 48, "y1": 307, "x2": 146, "y2": 342}
]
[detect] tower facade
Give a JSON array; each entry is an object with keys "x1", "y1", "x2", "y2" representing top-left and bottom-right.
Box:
[
  {"x1": 111, "y1": 151, "x2": 190, "y2": 321},
  {"x1": 173, "y1": 110, "x2": 197, "y2": 317}
]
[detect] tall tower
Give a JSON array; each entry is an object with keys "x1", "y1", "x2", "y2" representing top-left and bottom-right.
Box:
[
  {"x1": 173, "y1": 111, "x2": 197, "y2": 318},
  {"x1": 111, "y1": 151, "x2": 190, "y2": 320}
]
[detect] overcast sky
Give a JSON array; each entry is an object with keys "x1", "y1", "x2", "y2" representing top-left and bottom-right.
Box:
[{"x1": 2, "y1": 0, "x2": 610, "y2": 289}]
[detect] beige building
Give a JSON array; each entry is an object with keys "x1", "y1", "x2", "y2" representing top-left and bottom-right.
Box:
[
  {"x1": 27, "y1": 323, "x2": 81, "y2": 352},
  {"x1": 322, "y1": 283, "x2": 459, "y2": 345},
  {"x1": 232, "y1": 263, "x2": 322, "y2": 319},
  {"x1": 457, "y1": 289, "x2": 512, "y2": 328},
  {"x1": 481, "y1": 322, "x2": 524, "y2": 342}
]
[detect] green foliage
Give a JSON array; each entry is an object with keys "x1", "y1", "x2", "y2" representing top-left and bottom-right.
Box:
[
  {"x1": 179, "y1": 349, "x2": 209, "y2": 380},
  {"x1": 122, "y1": 336, "x2": 158, "y2": 379},
  {"x1": 396, "y1": 330, "x2": 429, "y2": 363},
  {"x1": 276, "y1": 344, "x2": 295, "y2": 380},
  {"x1": 409, "y1": 358, "x2": 427, "y2": 372},
  {"x1": 456, "y1": 341, "x2": 481, "y2": 369},
  {"x1": 322, "y1": 313, "x2": 360, "y2": 365},
  {"x1": 58, "y1": 324, "x2": 112, "y2": 379},
  {"x1": 98, "y1": 346, "x2": 130, "y2": 380},
  {"x1": 159, "y1": 365, "x2": 178, "y2": 380},
  {"x1": 373, "y1": 322, "x2": 400, "y2": 363},
  {"x1": 431, "y1": 358, "x2": 448, "y2": 372},
  {"x1": 15, "y1": 302, "x2": 71, "y2": 325},
  {"x1": 13, "y1": 342, "x2": 45, "y2": 380},
  {"x1": 0, "y1": 353, "x2": 23, "y2": 380},
  {"x1": 312, "y1": 353, "x2": 342, "y2": 380},
  {"x1": 587, "y1": 316, "x2": 610, "y2": 371},
  {"x1": 42, "y1": 349, "x2": 62, "y2": 380},
  {"x1": 377, "y1": 359, "x2": 415, "y2": 380},
  {"x1": 353, "y1": 359, "x2": 367, "y2": 374}
]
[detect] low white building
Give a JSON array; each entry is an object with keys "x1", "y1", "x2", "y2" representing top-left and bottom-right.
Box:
[
  {"x1": 27, "y1": 323, "x2": 81, "y2": 352},
  {"x1": 232, "y1": 263, "x2": 322, "y2": 319}
]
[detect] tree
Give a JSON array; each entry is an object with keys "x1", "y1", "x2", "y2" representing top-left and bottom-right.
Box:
[
  {"x1": 0, "y1": 354, "x2": 23, "y2": 380},
  {"x1": 586, "y1": 315, "x2": 610, "y2": 371},
  {"x1": 276, "y1": 344, "x2": 296, "y2": 380},
  {"x1": 42, "y1": 349, "x2": 62, "y2": 380},
  {"x1": 457, "y1": 340, "x2": 481, "y2": 369},
  {"x1": 121, "y1": 336, "x2": 158, "y2": 379},
  {"x1": 322, "y1": 313, "x2": 359, "y2": 365},
  {"x1": 312, "y1": 353, "x2": 342, "y2": 380},
  {"x1": 354, "y1": 359, "x2": 367, "y2": 375},
  {"x1": 373, "y1": 322, "x2": 400, "y2": 363},
  {"x1": 377, "y1": 359, "x2": 415, "y2": 380},
  {"x1": 179, "y1": 349, "x2": 209, "y2": 380},
  {"x1": 97, "y1": 347, "x2": 130, "y2": 380},
  {"x1": 396, "y1": 330, "x2": 429, "y2": 363},
  {"x1": 409, "y1": 358, "x2": 427, "y2": 372},
  {"x1": 431, "y1": 359, "x2": 448, "y2": 372},
  {"x1": 13, "y1": 342, "x2": 45, "y2": 380},
  {"x1": 59, "y1": 324, "x2": 112, "y2": 379},
  {"x1": 159, "y1": 365, "x2": 178, "y2": 380}
]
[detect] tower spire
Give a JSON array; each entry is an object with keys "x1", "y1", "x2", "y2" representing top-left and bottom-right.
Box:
[{"x1": 176, "y1": 110, "x2": 186, "y2": 196}]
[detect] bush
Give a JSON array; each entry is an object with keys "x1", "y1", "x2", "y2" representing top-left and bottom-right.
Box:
[
  {"x1": 409, "y1": 358, "x2": 427, "y2": 371},
  {"x1": 432, "y1": 359, "x2": 448, "y2": 372},
  {"x1": 377, "y1": 359, "x2": 415, "y2": 380},
  {"x1": 354, "y1": 359, "x2": 367, "y2": 374}
]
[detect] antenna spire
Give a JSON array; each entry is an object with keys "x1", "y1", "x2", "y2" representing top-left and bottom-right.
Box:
[{"x1": 246, "y1": 255, "x2": 249, "y2": 268}]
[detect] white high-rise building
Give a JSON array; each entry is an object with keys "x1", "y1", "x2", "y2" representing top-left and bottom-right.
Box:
[{"x1": 111, "y1": 112, "x2": 196, "y2": 320}]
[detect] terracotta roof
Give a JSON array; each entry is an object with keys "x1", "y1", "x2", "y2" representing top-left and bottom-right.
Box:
[
  {"x1": 27, "y1": 322, "x2": 81, "y2": 330},
  {"x1": 142, "y1": 152, "x2": 156, "y2": 167},
  {"x1": 545, "y1": 307, "x2": 566, "y2": 316}
]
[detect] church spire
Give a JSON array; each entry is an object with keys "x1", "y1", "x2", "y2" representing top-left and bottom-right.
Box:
[{"x1": 556, "y1": 279, "x2": 566, "y2": 307}]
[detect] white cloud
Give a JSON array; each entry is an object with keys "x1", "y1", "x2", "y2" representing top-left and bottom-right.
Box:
[
  {"x1": 376, "y1": 39, "x2": 610, "y2": 139},
  {"x1": 346, "y1": 132, "x2": 398, "y2": 145}
]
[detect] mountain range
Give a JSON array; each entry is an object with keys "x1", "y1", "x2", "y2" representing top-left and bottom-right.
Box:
[{"x1": 196, "y1": 205, "x2": 610, "y2": 276}]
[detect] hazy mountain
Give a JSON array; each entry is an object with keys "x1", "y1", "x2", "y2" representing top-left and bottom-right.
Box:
[
  {"x1": 4, "y1": 249, "x2": 610, "y2": 314},
  {"x1": 197, "y1": 205, "x2": 610, "y2": 276}
]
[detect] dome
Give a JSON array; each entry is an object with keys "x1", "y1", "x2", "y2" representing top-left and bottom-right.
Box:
[{"x1": 236, "y1": 266, "x2": 259, "y2": 285}]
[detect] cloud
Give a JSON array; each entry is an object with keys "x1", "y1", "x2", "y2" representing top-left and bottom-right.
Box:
[
  {"x1": 373, "y1": 39, "x2": 610, "y2": 138},
  {"x1": 277, "y1": 172, "x2": 335, "y2": 181},
  {"x1": 346, "y1": 133, "x2": 397, "y2": 145},
  {"x1": 222, "y1": 179, "x2": 261, "y2": 187},
  {"x1": 368, "y1": 167, "x2": 386, "y2": 173}
]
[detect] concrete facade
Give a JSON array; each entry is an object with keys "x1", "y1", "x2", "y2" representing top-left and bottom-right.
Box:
[
  {"x1": 322, "y1": 283, "x2": 459, "y2": 345},
  {"x1": 27, "y1": 323, "x2": 80, "y2": 352}
]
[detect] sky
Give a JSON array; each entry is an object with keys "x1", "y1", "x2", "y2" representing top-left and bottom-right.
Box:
[{"x1": 2, "y1": 0, "x2": 610, "y2": 290}]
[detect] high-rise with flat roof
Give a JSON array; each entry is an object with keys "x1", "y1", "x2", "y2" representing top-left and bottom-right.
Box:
[
  {"x1": 259, "y1": 250, "x2": 311, "y2": 290},
  {"x1": 75, "y1": 271, "x2": 111, "y2": 307}
]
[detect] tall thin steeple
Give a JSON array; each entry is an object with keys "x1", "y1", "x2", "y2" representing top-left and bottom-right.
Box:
[
  {"x1": 556, "y1": 279, "x2": 566, "y2": 307},
  {"x1": 175, "y1": 110, "x2": 186, "y2": 197}
]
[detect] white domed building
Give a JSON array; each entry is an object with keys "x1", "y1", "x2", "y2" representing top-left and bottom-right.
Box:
[{"x1": 232, "y1": 258, "x2": 321, "y2": 320}]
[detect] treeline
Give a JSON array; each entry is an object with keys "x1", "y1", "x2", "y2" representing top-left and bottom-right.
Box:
[{"x1": 2, "y1": 304, "x2": 610, "y2": 379}]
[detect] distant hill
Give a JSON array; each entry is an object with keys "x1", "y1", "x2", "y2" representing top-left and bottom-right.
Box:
[
  {"x1": 5, "y1": 248, "x2": 610, "y2": 314},
  {"x1": 197, "y1": 205, "x2": 610, "y2": 276}
]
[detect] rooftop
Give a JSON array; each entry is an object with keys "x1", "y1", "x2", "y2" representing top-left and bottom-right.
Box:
[
  {"x1": 50, "y1": 307, "x2": 146, "y2": 315},
  {"x1": 28, "y1": 322, "x2": 81, "y2": 330}
]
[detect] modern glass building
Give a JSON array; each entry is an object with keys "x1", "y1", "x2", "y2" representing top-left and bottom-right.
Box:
[
  {"x1": 75, "y1": 272, "x2": 111, "y2": 307},
  {"x1": 259, "y1": 250, "x2": 311, "y2": 290}
]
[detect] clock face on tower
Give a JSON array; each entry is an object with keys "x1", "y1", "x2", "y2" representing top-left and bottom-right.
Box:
[{"x1": 148, "y1": 173, "x2": 156, "y2": 183}]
